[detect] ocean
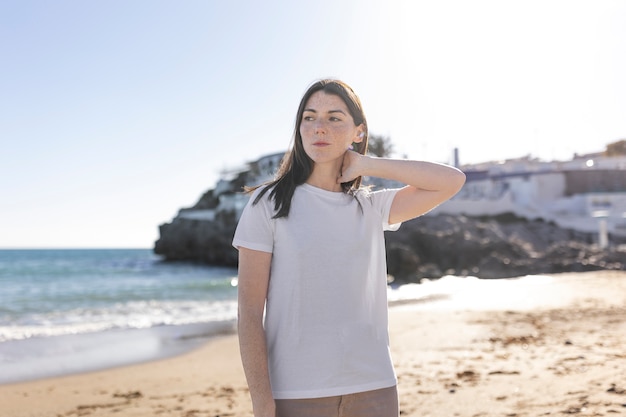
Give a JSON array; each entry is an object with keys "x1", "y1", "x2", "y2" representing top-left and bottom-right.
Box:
[
  {"x1": 0, "y1": 249, "x2": 558, "y2": 385},
  {"x1": 0, "y1": 249, "x2": 239, "y2": 384}
]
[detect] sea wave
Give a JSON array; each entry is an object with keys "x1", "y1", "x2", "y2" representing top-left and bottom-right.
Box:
[{"x1": 0, "y1": 299, "x2": 238, "y2": 342}]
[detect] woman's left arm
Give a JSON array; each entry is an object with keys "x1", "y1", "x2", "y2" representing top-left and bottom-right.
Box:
[{"x1": 338, "y1": 152, "x2": 466, "y2": 224}]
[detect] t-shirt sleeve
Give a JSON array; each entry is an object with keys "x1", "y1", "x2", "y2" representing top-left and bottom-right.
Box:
[
  {"x1": 232, "y1": 188, "x2": 275, "y2": 253},
  {"x1": 368, "y1": 188, "x2": 402, "y2": 231}
]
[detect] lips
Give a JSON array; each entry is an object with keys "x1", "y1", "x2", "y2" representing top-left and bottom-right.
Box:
[{"x1": 313, "y1": 141, "x2": 331, "y2": 146}]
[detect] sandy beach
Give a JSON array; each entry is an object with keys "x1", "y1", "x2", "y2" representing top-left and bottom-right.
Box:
[{"x1": 1, "y1": 270, "x2": 625, "y2": 417}]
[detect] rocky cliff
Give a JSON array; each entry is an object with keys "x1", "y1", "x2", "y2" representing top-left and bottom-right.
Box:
[{"x1": 154, "y1": 189, "x2": 625, "y2": 282}]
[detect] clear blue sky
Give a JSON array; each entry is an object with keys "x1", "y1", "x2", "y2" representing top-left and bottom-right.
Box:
[{"x1": 1, "y1": 0, "x2": 625, "y2": 248}]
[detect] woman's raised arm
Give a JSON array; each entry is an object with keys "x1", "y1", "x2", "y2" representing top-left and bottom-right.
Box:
[{"x1": 337, "y1": 152, "x2": 466, "y2": 224}]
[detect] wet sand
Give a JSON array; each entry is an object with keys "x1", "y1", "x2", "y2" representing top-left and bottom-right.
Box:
[{"x1": 1, "y1": 271, "x2": 625, "y2": 417}]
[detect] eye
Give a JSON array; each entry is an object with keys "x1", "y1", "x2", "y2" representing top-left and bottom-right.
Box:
[
  {"x1": 302, "y1": 115, "x2": 314, "y2": 121},
  {"x1": 329, "y1": 116, "x2": 342, "y2": 122}
]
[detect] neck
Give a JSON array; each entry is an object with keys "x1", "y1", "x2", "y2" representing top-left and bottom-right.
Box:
[{"x1": 306, "y1": 165, "x2": 342, "y2": 192}]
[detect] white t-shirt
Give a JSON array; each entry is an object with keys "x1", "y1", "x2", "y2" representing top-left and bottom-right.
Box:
[{"x1": 232, "y1": 183, "x2": 401, "y2": 399}]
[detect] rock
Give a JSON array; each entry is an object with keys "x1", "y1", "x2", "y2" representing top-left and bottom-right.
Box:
[
  {"x1": 155, "y1": 205, "x2": 625, "y2": 282},
  {"x1": 384, "y1": 213, "x2": 626, "y2": 282},
  {"x1": 154, "y1": 209, "x2": 239, "y2": 266}
]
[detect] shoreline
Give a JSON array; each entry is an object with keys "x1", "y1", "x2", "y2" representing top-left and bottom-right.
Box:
[
  {"x1": 1, "y1": 271, "x2": 625, "y2": 417},
  {"x1": 0, "y1": 320, "x2": 236, "y2": 385}
]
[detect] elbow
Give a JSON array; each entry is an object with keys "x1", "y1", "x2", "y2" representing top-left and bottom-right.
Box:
[
  {"x1": 449, "y1": 168, "x2": 466, "y2": 196},
  {"x1": 456, "y1": 169, "x2": 467, "y2": 188},
  {"x1": 238, "y1": 305, "x2": 265, "y2": 329}
]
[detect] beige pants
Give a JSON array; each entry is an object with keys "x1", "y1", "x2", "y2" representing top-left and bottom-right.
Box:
[{"x1": 275, "y1": 385, "x2": 399, "y2": 417}]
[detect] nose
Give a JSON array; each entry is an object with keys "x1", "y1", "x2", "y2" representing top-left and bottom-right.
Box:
[{"x1": 314, "y1": 120, "x2": 326, "y2": 135}]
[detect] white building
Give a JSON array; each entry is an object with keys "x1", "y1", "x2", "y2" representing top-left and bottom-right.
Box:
[{"x1": 436, "y1": 154, "x2": 626, "y2": 238}]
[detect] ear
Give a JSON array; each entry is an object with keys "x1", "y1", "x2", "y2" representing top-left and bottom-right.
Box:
[{"x1": 354, "y1": 125, "x2": 366, "y2": 143}]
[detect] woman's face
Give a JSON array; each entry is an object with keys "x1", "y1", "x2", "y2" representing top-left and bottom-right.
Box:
[{"x1": 299, "y1": 91, "x2": 364, "y2": 166}]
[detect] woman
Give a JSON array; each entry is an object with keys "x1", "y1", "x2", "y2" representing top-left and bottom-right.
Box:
[{"x1": 233, "y1": 79, "x2": 465, "y2": 417}]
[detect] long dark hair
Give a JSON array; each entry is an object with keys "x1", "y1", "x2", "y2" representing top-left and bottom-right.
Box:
[{"x1": 247, "y1": 79, "x2": 369, "y2": 218}]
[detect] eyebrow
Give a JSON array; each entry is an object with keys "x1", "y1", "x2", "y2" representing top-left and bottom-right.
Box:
[{"x1": 303, "y1": 108, "x2": 347, "y2": 115}]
